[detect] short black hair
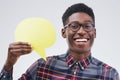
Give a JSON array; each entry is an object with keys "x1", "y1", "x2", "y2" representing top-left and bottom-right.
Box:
[{"x1": 62, "y1": 3, "x2": 95, "y2": 26}]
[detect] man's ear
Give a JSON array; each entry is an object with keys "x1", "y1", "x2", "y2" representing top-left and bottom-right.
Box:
[
  {"x1": 94, "y1": 28, "x2": 96, "y2": 38},
  {"x1": 61, "y1": 28, "x2": 66, "y2": 38}
]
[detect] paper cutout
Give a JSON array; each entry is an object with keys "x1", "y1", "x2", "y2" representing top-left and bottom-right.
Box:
[{"x1": 15, "y1": 18, "x2": 56, "y2": 60}]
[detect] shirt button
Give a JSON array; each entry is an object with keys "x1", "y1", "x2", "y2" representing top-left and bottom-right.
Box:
[
  {"x1": 81, "y1": 66, "x2": 84, "y2": 70},
  {"x1": 3, "y1": 75, "x2": 6, "y2": 78},
  {"x1": 74, "y1": 71, "x2": 77, "y2": 75},
  {"x1": 69, "y1": 64, "x2": 72, "y2": 67}
]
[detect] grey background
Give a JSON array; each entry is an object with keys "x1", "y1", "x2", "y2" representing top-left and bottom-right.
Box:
[{"x1": 0, "y1": 0, "x2": 120, "y2": 79}]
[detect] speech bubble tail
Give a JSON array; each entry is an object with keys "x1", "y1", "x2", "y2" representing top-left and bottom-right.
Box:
[{"x1": 34, "y1": 48, "x2": 46, "y2": 61}]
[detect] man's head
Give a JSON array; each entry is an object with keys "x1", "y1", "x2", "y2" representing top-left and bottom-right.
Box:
[
  {"x1": 62, "y1": 3, "x2": 96, "y2": 54},
  {"x1": 62, "y1": 3, "x2": 95, "y2": 26}
]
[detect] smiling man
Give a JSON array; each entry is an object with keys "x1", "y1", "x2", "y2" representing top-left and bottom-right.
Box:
[
  {"x1": 0, "y1": 3, "x2": 119, "y2": 80},
  {"x1": 62, "y1": 12, "x2": 96, "y2": 61}
]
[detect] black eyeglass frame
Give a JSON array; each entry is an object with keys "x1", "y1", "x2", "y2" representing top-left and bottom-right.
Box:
[{"x1": 64, "y1": 22, "x2": 95, "y2": 32}]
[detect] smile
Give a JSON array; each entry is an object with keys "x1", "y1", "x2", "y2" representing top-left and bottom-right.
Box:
[{"x1": 75, "y1": 38, "x2": 88, "y2": 42}]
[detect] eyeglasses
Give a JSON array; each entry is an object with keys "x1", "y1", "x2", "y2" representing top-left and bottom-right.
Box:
[{"x1": 65, "y1": 22, "x2": 95, "y2": 32}]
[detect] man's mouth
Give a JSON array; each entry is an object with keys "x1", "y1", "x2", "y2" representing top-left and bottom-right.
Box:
[{"x1": 75, "y1": 38, "x2": 88, "y2": 42}]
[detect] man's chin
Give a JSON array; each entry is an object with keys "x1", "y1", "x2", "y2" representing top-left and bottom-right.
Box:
[{"x1": 73, "y1": 48, "x2": 89, "y2": 54}]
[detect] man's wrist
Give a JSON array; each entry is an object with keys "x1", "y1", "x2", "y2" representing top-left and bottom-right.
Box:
[{"x1": 3, "y1": 62, "x2": 13, "y2": 72}]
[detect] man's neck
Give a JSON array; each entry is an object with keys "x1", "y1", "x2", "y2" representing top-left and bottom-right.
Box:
[{"x1": 69, "y1": 51, "x2": 91, "y2": 61}]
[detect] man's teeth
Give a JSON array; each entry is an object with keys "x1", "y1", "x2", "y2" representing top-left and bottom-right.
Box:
[{"x1": 75, "y1": 39, "x2": 87, "y2": 42}]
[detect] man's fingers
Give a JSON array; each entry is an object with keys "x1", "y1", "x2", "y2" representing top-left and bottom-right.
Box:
[
  {"x1": 9, "y1": 42, "x2": 32, "y2": 48},
  {"x1": 10, "y1": 42, "x2": 30, "y2": 45},
  {"x1": 8, "y1": 42, "x2": 32, "y2": 57}
]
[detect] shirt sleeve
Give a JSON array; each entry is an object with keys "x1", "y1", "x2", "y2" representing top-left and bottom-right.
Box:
[
  {"x1": 114, "y1": 71, "x2": 119, "y2": 80},
  {"x1": 0, "y1": 60, "x2": 39, "y2": 80},
  {"x1": 0, "y1": 68, "x2": 13, "y2": 80}
]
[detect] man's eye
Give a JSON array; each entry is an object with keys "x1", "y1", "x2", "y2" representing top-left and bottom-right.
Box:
[
  {"x1": 71, "y1": 25, "x2": 78, "y2": 29},
  {"x1": 70, "y1": 24, "x2": 78, "y2": 28},
  {"x1": 84, "y1": 24, "x2": 91, "y2": 28},
  {"x1": 85, "y1": 25, "x2": 90, "y2": 28}
]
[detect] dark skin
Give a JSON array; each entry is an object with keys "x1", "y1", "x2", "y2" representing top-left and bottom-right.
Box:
[
  {"x1": 4, "y1": 12, "x2": 96, "y2": 72},
  {"x1": 4, "y1": 42, "x2": 32, "y2": 72},
  {"x1": 62, "y1": 12, "x2": 96, "y2": 60}
]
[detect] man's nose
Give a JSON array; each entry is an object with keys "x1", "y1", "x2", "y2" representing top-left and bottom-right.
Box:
[{"x1": 76, "y1": 27, "x2": 86, "y2": 35}]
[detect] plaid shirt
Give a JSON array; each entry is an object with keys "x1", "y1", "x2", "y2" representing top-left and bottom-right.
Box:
[{"x1": 0, "y1": 52, "x2": 119, "y2": 80}]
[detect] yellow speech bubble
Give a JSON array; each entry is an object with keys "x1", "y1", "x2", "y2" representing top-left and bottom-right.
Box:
[{"x1": 15, "y1": 18, "x2": 56, "y2": 60}]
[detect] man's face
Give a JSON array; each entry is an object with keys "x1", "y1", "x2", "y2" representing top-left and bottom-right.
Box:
[{"x1": 62, "y1": 12, "x2": 96, "y2": 54}]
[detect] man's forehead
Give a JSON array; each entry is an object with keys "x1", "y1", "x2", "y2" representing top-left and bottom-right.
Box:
[{"x1": 67, "y1": 12, "x2": 94, "y2": 24}]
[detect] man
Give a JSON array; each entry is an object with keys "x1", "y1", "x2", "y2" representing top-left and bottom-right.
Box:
[{"x1": 0, "y1": 3, "x2": 119, "y2": 80}]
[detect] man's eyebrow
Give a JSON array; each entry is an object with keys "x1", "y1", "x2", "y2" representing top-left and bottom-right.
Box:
[{"x1": 84, "y1": 20, "x2": 93, "y2": 23}]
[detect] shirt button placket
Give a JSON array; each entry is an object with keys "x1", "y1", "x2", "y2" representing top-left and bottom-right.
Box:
[{"x1": 74, "y1": 62, "x2": 78, "y2": 75}]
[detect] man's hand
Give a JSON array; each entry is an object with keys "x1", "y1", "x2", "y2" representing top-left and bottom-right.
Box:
[{"x1": 4, "y1": 42, "x2": 32, "y2": 72}]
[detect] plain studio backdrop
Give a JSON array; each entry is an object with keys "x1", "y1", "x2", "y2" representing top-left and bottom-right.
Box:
[{"x1": 0, "y1": 0, "x2": 120, "y2": 80}]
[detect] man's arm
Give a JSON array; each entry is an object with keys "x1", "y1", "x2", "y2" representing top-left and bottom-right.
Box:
[
  {"x1": 0, "y1": 60, "x2": 38, "y2": 80},
  {"x1": 0, "y1": 42, "x2": 32, "y2": 80}
]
